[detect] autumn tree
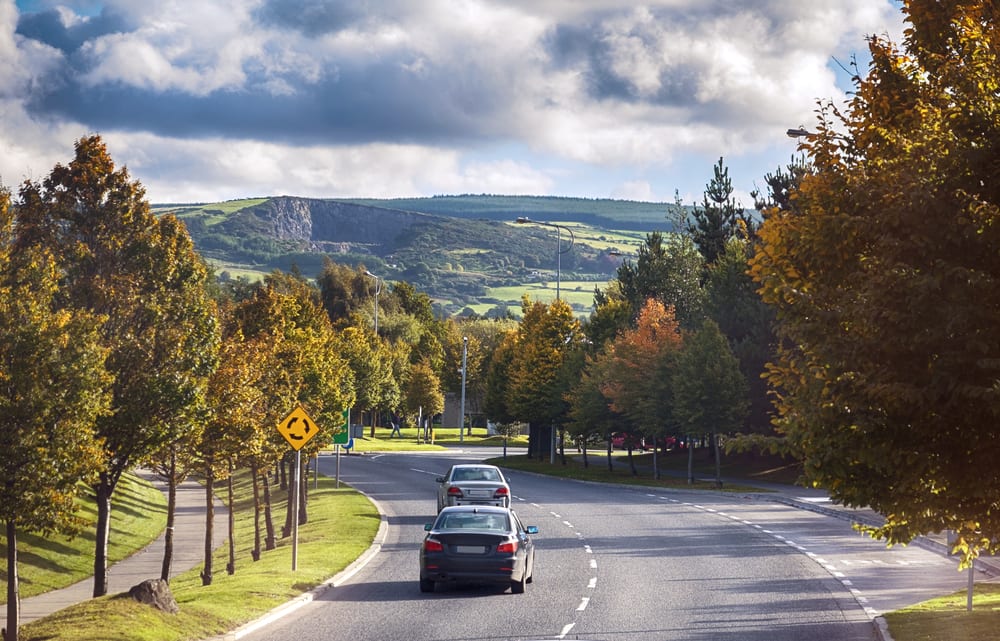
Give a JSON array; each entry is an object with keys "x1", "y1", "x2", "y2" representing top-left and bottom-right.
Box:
[
  {"x1": 405, "y1": 360, "x2": 445, "y2": 435},
  {"x1": 750, "y1": 1, "x2": 1000, "y2": 566},
  {"x1": 0, "y1": 188, "x2": 111, "y2": 641},
  {"x1": 600, "y1": 299, "x2": 684, "y2": 478},
  {"x1": 16, "y1": 136, "x2": 219, "y2": 597},
  {"x1": 506, "y1": 297, "x2": 584, "y2": 460}
]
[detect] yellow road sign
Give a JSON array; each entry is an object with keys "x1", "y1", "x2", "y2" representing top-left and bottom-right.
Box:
[{"x1": 278, "y1": 404, "x2": 318, "y2": 451}]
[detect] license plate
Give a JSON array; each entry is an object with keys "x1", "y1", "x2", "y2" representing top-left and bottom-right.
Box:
[
  {"x1": 467, "y1": 489, "x2": 492, "y2": 497},
  {"x1": 455, "y1": 545, "x2": 486, "y2": 554}
]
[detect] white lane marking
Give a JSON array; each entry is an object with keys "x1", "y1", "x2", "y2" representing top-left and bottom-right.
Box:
[
  {"x1": 557, "y1": 623, "x2": 575, "y2": 639},
  {"x1": 590, "y1": 559, "x2": 598, "y2": 569},
  {"x1": 577, "y1": 597, "x2": 590, "y2": 611},
  {"x1": 563, "y1": 520, "x2": 574, "y2": 529},
  {"x1": 588, "y1": 577, "x2": 597, "y2": 589},
  {"x1": 584, "y1": 545, "x2": 593, "y2": 554}
]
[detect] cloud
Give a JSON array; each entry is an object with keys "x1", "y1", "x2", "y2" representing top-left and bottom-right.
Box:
[{"x1": 3, "y1": 0, "x2": 904, "y2": 202}]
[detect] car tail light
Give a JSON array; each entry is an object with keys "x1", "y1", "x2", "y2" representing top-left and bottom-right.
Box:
[
  {"x1": 493, "y1": 487, "x2": 509, "y2": 499},
  {"x1": 424, "y1": 538, "x2": 444, "y2": 553},
  {"x1": 496, "y1": 540, "x2": 518, "y2": 554},
  {"x1": 447, "y1": 487, "x2": 464, "y2": 498}
]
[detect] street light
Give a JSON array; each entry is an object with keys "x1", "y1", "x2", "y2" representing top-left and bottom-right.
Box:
[
  {"x1": 786, "y1": 127, "x2": 814, "y2": 138},
  {"x1": 364, "y1": 270, "x2": 382, "y2": 335},
  {"x1": 459, "y1": 336, "x2": 467, "y2": 444},
  {"x1": 514, "y1": 216, "x2": 575, "y2": 301}
]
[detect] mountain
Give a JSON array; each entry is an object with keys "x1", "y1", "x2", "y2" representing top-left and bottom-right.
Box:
[{"x1": 153, "y1": 195, "x2": 676, "y2": 316}]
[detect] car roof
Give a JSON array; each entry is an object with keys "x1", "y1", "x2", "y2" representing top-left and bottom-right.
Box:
[
  {"x1": 437, "y1": 505, "x2": 511, "y2": 515},
  {"x1": 452, "y1": 463, "x2": 500, "y2": 469}
]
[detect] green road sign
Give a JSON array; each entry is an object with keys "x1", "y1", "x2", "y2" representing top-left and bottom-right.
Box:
[{"x1": 333, "y1": 408, "x2": 350, "y2": 445}]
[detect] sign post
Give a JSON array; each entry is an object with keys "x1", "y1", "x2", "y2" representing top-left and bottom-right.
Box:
[
  {"x1": 335, "y1": 408, "x2": 349, "y2": 487},
  {"x1": 277, "y1": 404, "x2": 319, "y2": 571}
]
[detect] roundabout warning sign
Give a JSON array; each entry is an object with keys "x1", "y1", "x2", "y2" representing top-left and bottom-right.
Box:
[{"x1": 277, "y1": 404, "x2": 318, "y2": 451}]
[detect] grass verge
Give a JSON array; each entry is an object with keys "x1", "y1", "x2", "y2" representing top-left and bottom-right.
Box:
[
  {"x1": 885, "y1": 583, "x2": 1000, "y2": 641},
  {"x1": 19, "y1": 470, "x2": 379, "y2": 641}
]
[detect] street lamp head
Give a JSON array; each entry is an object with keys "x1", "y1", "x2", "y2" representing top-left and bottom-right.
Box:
[{"x1": 786, "y1": 127, "x2": 814, "y2": 138}]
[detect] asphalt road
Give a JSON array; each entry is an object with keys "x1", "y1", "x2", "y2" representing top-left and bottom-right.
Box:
[{"x1": 238, "y1": 448, "x2": 970, "y2": 641}]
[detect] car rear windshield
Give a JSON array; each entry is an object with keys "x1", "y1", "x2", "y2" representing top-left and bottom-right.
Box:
[{"x1": 435, "y1": 513, "x2": 510, "y2": 531}]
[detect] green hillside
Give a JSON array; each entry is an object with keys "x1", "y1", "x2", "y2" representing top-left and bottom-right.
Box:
[{"x1": 153, "y1": 195, "x2": 670, "y2": 317}]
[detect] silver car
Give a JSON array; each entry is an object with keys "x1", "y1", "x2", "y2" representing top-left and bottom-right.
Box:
[{"x1": 436, "y1": 464, "x2": 511, "y2": 512}]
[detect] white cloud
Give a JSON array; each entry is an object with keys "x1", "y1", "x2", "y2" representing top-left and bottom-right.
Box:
[{"x1": 3, "y1": 0, "x2": 906, "y2": 202}]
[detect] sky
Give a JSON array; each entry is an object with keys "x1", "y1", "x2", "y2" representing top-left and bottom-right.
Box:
[{"x1": 2, "y1": 0, "x2": 905, "y2": 206}]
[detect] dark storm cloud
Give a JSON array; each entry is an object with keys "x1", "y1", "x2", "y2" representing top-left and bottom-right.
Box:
[
  {"x1": 16, "y1": 6, "x2": 134, "y2": 54},
  {"x1": 253, "y1": 0, "x2": 371, "y2": 37},
  {"x1": 25, "y1": 57, "x2": 503, "y2": 146}
]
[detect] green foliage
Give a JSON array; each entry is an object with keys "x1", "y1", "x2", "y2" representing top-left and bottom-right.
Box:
[{"x1": 686, "y1": 157, "x2": 746, "y2": 265}]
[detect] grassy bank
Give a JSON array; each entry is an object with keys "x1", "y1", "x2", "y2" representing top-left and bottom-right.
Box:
[
  {"x1": 1, "y1": 473, "x2": 167, "y2": 603},
  {"x1": 19, "y1": 470, "x2": 379, "y2": 641}
]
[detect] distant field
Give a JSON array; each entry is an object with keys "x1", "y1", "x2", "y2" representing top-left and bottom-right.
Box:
[{"x1": 488, "y1": 281, "x2": 603, "y2": 310}]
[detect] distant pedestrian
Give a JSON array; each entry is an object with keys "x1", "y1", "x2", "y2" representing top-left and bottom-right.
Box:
[{"x1": 390, "y1": 417, "x2": 402, "y2": 438}]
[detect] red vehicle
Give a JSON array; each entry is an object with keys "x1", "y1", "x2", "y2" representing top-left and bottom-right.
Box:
[{"x1": 611, "y1": 433, "x2": 680, "y2": 451}]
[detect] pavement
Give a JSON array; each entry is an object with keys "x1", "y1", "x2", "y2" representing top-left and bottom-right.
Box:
[{"x1": 6, "y1": 454, "x2": 999, "y2": 640}]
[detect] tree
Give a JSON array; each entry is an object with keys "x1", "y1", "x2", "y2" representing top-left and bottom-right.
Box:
[
  {"x1": 750, "y1": 1, "x2": 1000, "y2": 566},
  {"x1": 16, "y1": 136, "x2": 219, "y2": 597},
  {"x1": 615, "y1": 231, "x2": 706, "y2": 330},
  {"x1": 686, "y1": 157, "x2": 746, "y2": 265},
  {"x1": 704, "y1": 238, "x2": 775, "y2": 434},
  {"x1": 600, "y1": 299, "x2": 684, "y2": 478},
  {"x1": 506, "y1": 297, "x2": 584, "y2": 460},
  {"x1": 672, "y1": 319, "x2": 748, "y2": 487},
  {"x1": 0, "y1": 189, "x2": 110, "y2": 641},
  {"x1": 404, "y1": 360, "x2": 445, "y2": 434}
]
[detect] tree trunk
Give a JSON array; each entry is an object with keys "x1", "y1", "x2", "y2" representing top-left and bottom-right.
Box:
[
  {"x1": 6, "y1": 520, "x2": 19, "y2": 641},
  {"x1": 160, "y1": 449, "x2": 177, "y2": 582},
  {"x1": 687, "y1": 435, "x2": 695, "y2": 484},
  {"x1": 713, "y1": 432, "x2": 723, "y2": 488},
  {"x1": 251, "y1": 462, "x2": 262, "y2": 562},
  {"x1": 263, "y1": 472, "x2": 276, "y2": 551},
  {"x1": 606, "y1": 436, "x2": 613, "y2": 472},
  {"x1": 92, "y1": 473, "x2": 114, "y2": 597},
  {"x1": 201, "y1": 462, "x2": 215, "y2": 586},
  {"x1": 227, "y1": 458, "x2": 236, "y2": 575},
  {"x1": 282, "y1": 454, "x2": 294, "y2": 537}
]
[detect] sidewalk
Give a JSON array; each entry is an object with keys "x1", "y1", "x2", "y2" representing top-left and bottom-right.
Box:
[{"x1": 3, "y1": 470, "x2": 227, "y2": 629}]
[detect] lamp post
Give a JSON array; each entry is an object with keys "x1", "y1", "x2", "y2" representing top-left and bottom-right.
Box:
[
  {"x1": 515, "y1": 216, "x2": 575, "y2": 301},
  {"x1": 459, "y1": 336, "x2": 467, "y2": 444},
  {"x1": 364, "y1": 270, "x2": 382, "y2": 335}
]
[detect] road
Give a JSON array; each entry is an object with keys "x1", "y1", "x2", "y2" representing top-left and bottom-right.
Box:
[{"x1": 240, "y1": 448, "x2": 970, "y2": 641}]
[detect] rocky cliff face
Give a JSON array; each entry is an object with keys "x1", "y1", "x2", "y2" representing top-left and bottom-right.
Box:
[{"x1": 234, "y1": 197, "x2": 440, "y2": 250}]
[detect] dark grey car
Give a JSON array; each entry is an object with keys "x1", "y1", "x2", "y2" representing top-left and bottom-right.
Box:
[
  {"x1": 436, "y1": 463, "x2": 511, "y2": 511},
  {"x1": 419, "y1": 505, "x2": 537, "y2": 594}
]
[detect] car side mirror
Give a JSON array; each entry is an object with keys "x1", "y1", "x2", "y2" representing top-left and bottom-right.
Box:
[
  {"x1": 424, "y1": 523, "x2": 433, "y2": 531},
  {"x1": 435, "y1": 477, "x2": 444, "y2": 483},
  {"x1": 526, "y1": 526, "x2": 538, "y2": 534}
]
